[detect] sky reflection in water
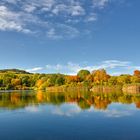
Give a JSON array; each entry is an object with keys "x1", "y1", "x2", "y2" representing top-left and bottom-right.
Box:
[{"x1": 0, "y1": 91, "x2": 140, "y2": 140}]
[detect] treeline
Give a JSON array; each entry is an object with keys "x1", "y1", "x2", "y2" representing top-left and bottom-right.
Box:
[
  {"x1": 0, "y1": 69, "x2": 140, "y2": 90},
  {"x1": 0, "y1": 69, "x2": 30, "y2": 74}
]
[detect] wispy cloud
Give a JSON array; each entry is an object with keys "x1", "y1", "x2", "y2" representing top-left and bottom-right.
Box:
[
  {"x1": 99, "y1": 60, "x2": 130, "y2": 69},
  {"x1": 93, "y1": 0, "x2": 109, "y2": 9},
  {"x1": 92, "y1": 108, "x2": 133, "y2": 118},
  {"x1": 46, "y1": 24, "x2": 80, "y2": 39},
  {"x1": 25, "y1": 60, "x2": 140, "y2": 75},
  {"x1": 90, "y1": 103, "x2": 137, "y2": 118},
  {"x1": 25, "y1": 106, "x2": 40, "y2": 113},
  {"x1": 51, "y1": 104, "x2": 81, "y2": 117},
  {"x1": 0, "y1": 6, "x2": 31, "y2": 33},
  {"x1": 26, "y1": 67, "x2": 43, "y2": 73},
  {"x1": 45, "y1": 60, "x2": 133, "y2": 75},
  {"x1": 0, "y1": 0, "x2": 119, "y2": 39},
  {"x1": 52, "y1": 3, "x2": 85, "y2": 16},
  {"x1": 85, "y1": 13, "x2": 97, "y2": 22}
]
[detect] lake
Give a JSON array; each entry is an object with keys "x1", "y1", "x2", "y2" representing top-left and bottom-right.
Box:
[{"x1": 0, "y1": 90, "x2": 140, "y2": 140}]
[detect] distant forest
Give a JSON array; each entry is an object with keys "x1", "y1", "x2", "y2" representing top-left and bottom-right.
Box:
[{"x1": 0, "y1": 69, "x2": 140, "y2": 90}]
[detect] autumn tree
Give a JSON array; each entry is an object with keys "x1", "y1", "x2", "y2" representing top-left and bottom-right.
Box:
[
  {"x1": 11, "y1": 78, "x2": 21, "y2": 87},
  {"x1": 66, "y1": 76, "x2": 80, "y2": 84},
  {"x1": 134, "y1": 70, "x2": 140, "y2": 78},
  {"x1": 132, "y1": 70, "x2": 140, "y2": 83},
  {"x1": 92, "y1": 69, "x2": 110, "y2": 85}
]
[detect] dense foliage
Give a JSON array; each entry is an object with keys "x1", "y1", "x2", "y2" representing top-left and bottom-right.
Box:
[{"x1": 0, "y1": 69, "x2": 140, "y2": 90}]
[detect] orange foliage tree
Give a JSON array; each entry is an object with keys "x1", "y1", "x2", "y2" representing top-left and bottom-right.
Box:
[
  {"x1": 92, "y1": 69, "x2": 110, "y2": 85},
  {"x1": 134, "y1": 70, "x2": 140, "y2": 78},
  {"x1": 66, "y1": 76, "x2": 80, "y2": 84}
]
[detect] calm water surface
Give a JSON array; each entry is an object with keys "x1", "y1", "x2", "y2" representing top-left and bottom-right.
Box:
[{"x1": 0, "y1": 90, "x2": 140, "y2": 140}]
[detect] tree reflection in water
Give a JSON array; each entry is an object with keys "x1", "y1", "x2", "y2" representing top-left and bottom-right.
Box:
[{"x1": 0, "y1": 90, "x2": 140, "y2": 110}]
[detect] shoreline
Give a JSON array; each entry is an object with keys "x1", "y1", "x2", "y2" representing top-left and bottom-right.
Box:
[{"x1": 0, "y1": 84, "x2": 140, "y2": 94}]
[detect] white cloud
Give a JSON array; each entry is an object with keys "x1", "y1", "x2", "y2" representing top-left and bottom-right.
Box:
[
  {"x1": 47, "y1": 28, "x2": 63, "y2": 39},
  {"x1": 46, "y1": 60, "x2": 140, "y2": 75},
  {"x1": 22, "y1": 0, "x2": 55, "y2": 13},
  {"x1": 93, "y1": 0, "x2": 109, "y2": 8},
  {"x1": 46, "y1": 64, "x2": 64, "y2": 71},
  {"x1": 85, "y1": 13, "x2": 97, "y2": 22},
  {"x1": 23, "y1": 5, "x2": 37, "y2": 13},
  {"x1": 90, "y1": 103, "x2": 137, "y2": 117},
  {"x1": 45, "y1": 60, "x2": 132, "y2": 75},
  {"x1": 46, "y1": 62, "x2": 81, "y2": 74},
  {"x1": 99, "y1": 60, "x2": 130, "y2": 69},
  {"x1": 46, "y1": 24, "x2": 79, "y2": 39},
  {"x1": 52, "y1": 1, "x2": 85, "y2": 16},
  {"x1": 70, "y1": 5, "x2": 85, "y2": 16},
  {"x1": 0, "y1": 0, "x2": 114, "y2": 39},
  {"x1": 127, "y1": 66, "x2": 140, "y2": 70},
  {"x1": 52, "y1": 104, "x2": 81, "y2": 117},
  {"x1": 51, "y1": 103, "x2": 135, "y2": 118},
  {"x1": 26, "y1": 67, "x2": 43, "y2": 73},
  {"x1": 24, "y1": 60, "x2": 140, "y2": 75},
  {"x1": 0, "y1": 5, "x2": 32, "y2": 33},
  {"x1": 3, "y1": 0, "x2": 17, "y2": 4},
  {"x1": 94, "y1": 109, "x2": 133, "y2": 117},
  {"x1": 25, "y1": 106, "x2": 40, "y2": 113}
]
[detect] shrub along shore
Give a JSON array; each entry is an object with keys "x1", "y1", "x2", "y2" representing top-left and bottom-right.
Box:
[{"x1": 0, "y1": 69, "x2": 140, "y2": 93}]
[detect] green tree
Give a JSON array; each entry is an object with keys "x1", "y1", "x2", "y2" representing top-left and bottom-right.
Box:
[
  {"x1": 77, "y1": 70, "x2": 90, "y2": 81},
  {"x1": 108, "y1": 76, "x2": 118, "y2": 85},
  {"x1": 55, "y1": 76, "x2": 65, "y2": 86},
  {"x1": 130, "y1": 76, "x2": 140, "y2": 83},
  {"x1": 117, "y1": 75, "x2": 131, "y2": 85}
]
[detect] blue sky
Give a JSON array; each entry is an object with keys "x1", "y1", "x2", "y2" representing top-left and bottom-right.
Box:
[{"x1": 0, "y1": 0, "x2": 140, "y2": 75}]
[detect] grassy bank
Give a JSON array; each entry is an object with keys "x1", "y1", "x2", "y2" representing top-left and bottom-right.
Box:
[
  {"x1": 90, "y1": 84, "x2": 140, "y2": 94},
  {"x1": 90, "y1": 85, "x2": 122, "y2": 93},
  {"x1": 123, "y1": 83, "x2": 140, "y2": 94},
  {"x1": 46, "y1": 85, "x2": 90, "y2": 92}
]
